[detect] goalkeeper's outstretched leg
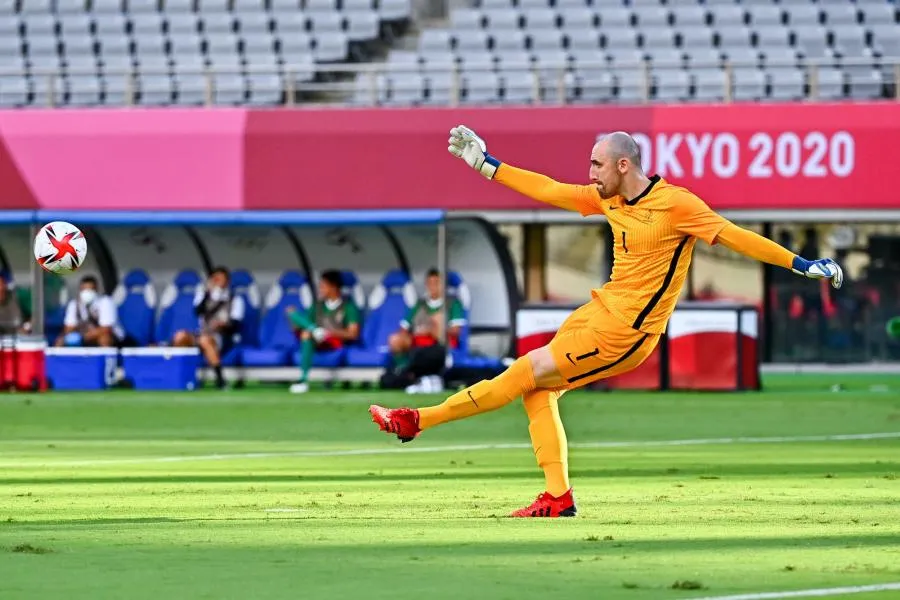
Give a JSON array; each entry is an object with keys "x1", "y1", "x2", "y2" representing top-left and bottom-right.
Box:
[
  {"x1": 369, "y1": 349, "x2": 554, "y2": 443},
  {"x1": 368, "y1": 300, "x2": 659, "y2": 517}
]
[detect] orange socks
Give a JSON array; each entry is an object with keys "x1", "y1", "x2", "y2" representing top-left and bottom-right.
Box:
[
  {"x1": 415, "y1": 357, "x2": 570, "y2": 497},
  {"x1": 523, "y1": 389, "x2": 570, "y2": 497},
  {"x1": 418, "y1": 356, "x2": 537, "y2": 430}
]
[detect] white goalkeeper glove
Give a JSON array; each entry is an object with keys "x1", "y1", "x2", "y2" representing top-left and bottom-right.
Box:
[
  {"x1": 447, "y1": 125, "x2": 501, "y2": 180},
  {"x1": 312, "y1": 327, "x2": 328, "y2": 342},
  {"x1": 791, "y1": 256, "x2": 844, "y2": 289}
]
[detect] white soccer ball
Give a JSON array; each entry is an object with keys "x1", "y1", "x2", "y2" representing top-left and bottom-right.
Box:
[{"x1": 33, "y1": 221, "x2": 88, "y2": 275}]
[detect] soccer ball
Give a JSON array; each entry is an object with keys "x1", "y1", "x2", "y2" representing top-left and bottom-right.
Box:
[{"x1": 33, "y1": 221, "x2": 87, "y2": 275}]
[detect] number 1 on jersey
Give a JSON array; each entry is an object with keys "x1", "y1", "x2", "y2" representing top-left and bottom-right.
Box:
[{"x1": 622, "y1": 230, "x2": 629, "y2": 253}]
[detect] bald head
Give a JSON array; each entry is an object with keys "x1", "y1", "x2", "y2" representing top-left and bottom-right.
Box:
[
  {"x1": 589, "y1": 131, "x2": 651, "y2": 200},
  {"x1": 597, "y1": 132, "x2": 642, "y2": 171}
]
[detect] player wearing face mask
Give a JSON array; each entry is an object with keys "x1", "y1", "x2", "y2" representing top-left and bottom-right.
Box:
[
  {"x1": 172, "y1": 267, "x2": 245, "y2": 390},
  {"x1": 56, "y1": 275, "x2": 124, "y2": 348}
]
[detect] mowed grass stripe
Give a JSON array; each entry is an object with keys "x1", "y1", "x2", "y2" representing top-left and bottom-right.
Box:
[{"x1": 2, "y1": 431, "x2": 899, "y2": 468}]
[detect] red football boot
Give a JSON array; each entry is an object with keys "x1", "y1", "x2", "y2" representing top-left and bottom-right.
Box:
[
  {"x1": 369, "y1": 405, "x2": 421, "y2": 443},
  {"x1": 510, "y1": 489, "x2": 577, "y2": 518}
]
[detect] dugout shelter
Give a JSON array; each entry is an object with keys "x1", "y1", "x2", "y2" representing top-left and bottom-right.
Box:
[
  {"x1": 0, "y1": 208, "x2": 762, "y2": 392},
  {"x1": 0, "y1": 209, "x2": 518, "y2": 383}
]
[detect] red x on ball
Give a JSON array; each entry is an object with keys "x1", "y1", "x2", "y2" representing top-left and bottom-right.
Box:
[{"x1": 40, "y1": 229, "x2": 80, "y2": 267}]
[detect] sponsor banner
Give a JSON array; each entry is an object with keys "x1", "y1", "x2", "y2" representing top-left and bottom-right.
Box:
[{"x1": 0, "y1": 104, "x2": 897, "y2": 211}]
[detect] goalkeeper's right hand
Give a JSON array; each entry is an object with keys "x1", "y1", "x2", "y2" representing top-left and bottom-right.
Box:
[{"x1": 448, "y1": 125, "x2": 501, "y2": 180}]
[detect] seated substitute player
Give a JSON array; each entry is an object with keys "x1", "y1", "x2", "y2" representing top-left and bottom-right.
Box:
[
  {"x1": 369, "y1": 126, "x2": 843, "y2": 518},
  {"x1": 173, "y1": 267, "x2": 244, "y2": 390},
  {"x1": 56, "y1": 275, "x2": 125, "y2": 348},
  {"x1": 287, "y1": 270, "x2": 361, "y2": 394},
  {"x1": 383, "y1": 268, "x2": 466, "y2": 392}
]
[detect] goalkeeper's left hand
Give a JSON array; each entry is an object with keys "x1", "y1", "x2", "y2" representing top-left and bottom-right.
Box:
[
  {"x1": 791, "y1": 257, "x2": 844, "y2": 289},
  {"x1": 447, "y1": 125, "x2": 501, "y2": 180}
]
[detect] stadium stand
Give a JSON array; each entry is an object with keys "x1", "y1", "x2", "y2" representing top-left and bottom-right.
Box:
[
  {"x1": 0, "y1": 0, "x2": 410, "y2": 107},
  {"x1": 0, "y1": 0, "x2": 897, "y2": 107},
  {"x1": 376, "y1": 0, "x2": 900, "y2": 106}
]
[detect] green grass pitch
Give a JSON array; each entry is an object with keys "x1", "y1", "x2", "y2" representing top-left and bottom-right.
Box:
[{"x1": 1, "y1": 375, "x2": 899, "y2": 600}]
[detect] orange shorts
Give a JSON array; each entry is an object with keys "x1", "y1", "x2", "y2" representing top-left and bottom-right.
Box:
[{"x1": 549, "y1": 299, "x2": 660, "y2": 389}]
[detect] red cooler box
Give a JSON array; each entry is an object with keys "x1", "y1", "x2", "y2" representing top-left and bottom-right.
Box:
[
  {"x1": 0, "y1": 335, "x2": 48, "y2": 392},
  {"x1": 515, "y1": 301, "x2": 760, "y2": 391}
]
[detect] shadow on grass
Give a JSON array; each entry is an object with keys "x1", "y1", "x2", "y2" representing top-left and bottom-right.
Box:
[
  {"x1": 1, "y1": 461, "x2": 897, "y2": 486},
  {"x1": 2, "y1": 527, "x2": 899, "y2": 557},
  {"x1": 269, "y1": 533, "x2": 900, "y2": 556}
]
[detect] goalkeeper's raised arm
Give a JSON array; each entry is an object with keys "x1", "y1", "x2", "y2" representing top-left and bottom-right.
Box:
[
  {"x1": 671, "y1": 191, "x2": 844, "y2": 289},
  {"x1": 717, "y1": 224, "x2": 843, "y2": 287},
  {"x1": 447, "y1": 125, "x2": 603, "y2": 216}
]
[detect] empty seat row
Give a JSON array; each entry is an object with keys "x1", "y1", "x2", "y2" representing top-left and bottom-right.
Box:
[
  {"x1": 0, "y1": 12, "x2": 377, "y2": 41},
  {"x1": 460, "y1": 2, "x2": 895, "y2": 29},
  {"x1": 0, "y1": 32, "x2": 348, "y2": 72},
  {"x1": 399, "y1": 51, "x2": 897, "y2": 78},
  {"x1": 358, "y1": 64, "x2": 887, "y2": 106},
  {"x1": 393, "y1": 45, "x2": 899, "y2": 66},
  {"x1": 0, "y1": 71, "x2": 291, "y2": 105},
  {"x1": 4, "y1": 0, "x2": 410, "y2": 17},
  {"x1": 450, "y1": 7, "x2": 897, "y2": 38},
  {"x1": 2, "y1": 51, "x2": 316, "y2": 71},
  {"x1": 384, "y1": 46, "x2": 898, "y2": 91},
  {"x1": 422, "y1": 23, "x2": 899, "y2": 54},
  {"x1": 473, "y1": 0, "x2": 894, "y2": 13},
  {"x1": 1, "y1": 31, "x2": 346, "y2": 55}
]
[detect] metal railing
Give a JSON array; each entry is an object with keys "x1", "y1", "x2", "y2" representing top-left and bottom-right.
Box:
[{"x1": 3, "y1": 55, "x2": 899, "y2": 108}]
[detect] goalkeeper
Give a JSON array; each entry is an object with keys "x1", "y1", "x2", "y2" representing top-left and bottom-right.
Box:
[{"x1": 370, "y1": 126, "x2": 843, "y2": 518}]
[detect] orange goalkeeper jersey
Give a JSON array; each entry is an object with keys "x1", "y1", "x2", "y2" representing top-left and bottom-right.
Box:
[
  {"x1": 592, "y1": 175, "x2": 729, "y2": 334},
  {"x1": 495, "y1": 169, "x2": 730, "y2": 335}
]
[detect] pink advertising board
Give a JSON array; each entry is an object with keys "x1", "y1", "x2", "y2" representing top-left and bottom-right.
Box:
[
  {"x1": 0, "y1": 109, "x2": 245, "y2": 210},
  {"x1": 0, "y1": 103, "x2": 897, "y2": 212}
]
